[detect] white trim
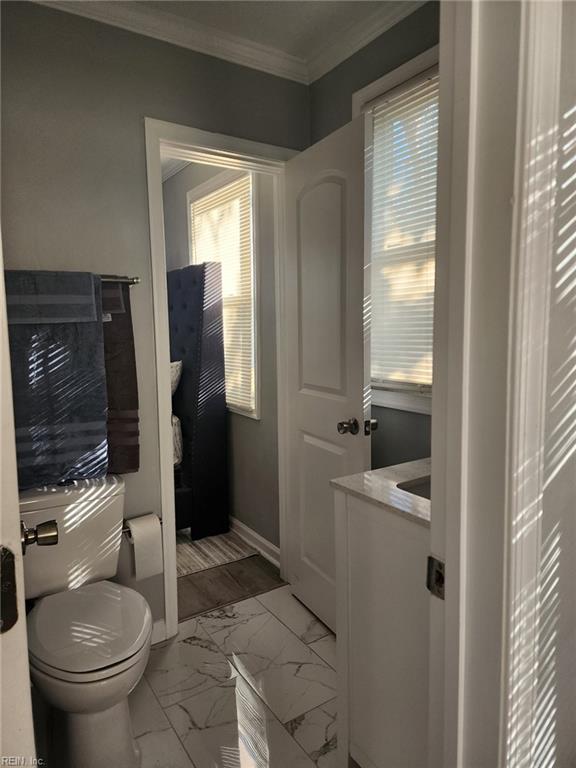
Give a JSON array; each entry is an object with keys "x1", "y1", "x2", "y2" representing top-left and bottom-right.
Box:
[
  {"x1": 428, "y1": 3, "x2": 477, "y2": 765},
  {"x1": 144, "y1": 121, "x2": 178, "y2": 643},
  {"x1": 38, "y1": 0, "x2": 425, "y2": 86},
  {"x1": 249, "y1": 172, "x2": 262, "y2": 423},
  {"x1": 226, "y1": 405, "x2": 260, "y2": 420},
  {"x1": 308, "y1": 1, "x2": 426, "y2": 83},
  {"x1": 501, "y1": 2, "x2": 563, "y2": 764},
  {"x1": 371, "y1": 388, "x2": 432, "y2": 416},
  {"x1": 273, "y1": 170, "x2": 290, "y2": 582},
  {"x1": 162, "y1": 158, "x2": 191, "y2": 183},
  {"x1": 429, "y1": 1, "x2": 568, "y2": 763},
  {"x1": 229, "y1": 517, "x2": 280, "y2": 571},
  {"x1": 186, "y1": 169, "x2": 262, "y2": 420},
  {"x1": 145, "y1": 117, "x2": 295, "y2": 640},
  {"x1": 352, "y1": 45, "x2": 440, "y2": 117},
  {"x1": 154, "y1": 120, "x2": 295, "y2": 173}
]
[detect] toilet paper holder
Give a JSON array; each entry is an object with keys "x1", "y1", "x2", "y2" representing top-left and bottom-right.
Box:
[{"x1": 122, "y1": 517, "x2": 162, "y2": 538}]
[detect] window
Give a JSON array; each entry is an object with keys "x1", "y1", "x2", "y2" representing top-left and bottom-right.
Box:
[
  {"x1": 368, "y1": 70, "x2": 439, "y2": 394},
  {"x1": 189, "y1": 173, "x2": 257, "y2": 416}
]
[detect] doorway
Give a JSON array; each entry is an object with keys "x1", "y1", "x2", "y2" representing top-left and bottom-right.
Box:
[
  {"x1": 146, "y1": 114, "x2": 376, "y2": 636},
  {"x1": 145, "y1": 119, "x2": 294, "y2": 637},
  {"x1": 160, "y1": 155, "x2": 287, "y2": 620}
]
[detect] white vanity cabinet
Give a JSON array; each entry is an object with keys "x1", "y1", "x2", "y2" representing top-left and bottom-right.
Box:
[{"x1": 332, "y1": 459, "x2": 431, "y2": 768}]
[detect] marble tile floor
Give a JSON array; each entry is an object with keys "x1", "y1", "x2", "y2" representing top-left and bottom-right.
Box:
[{"x1": 131, "y1": 585, "x2": 338, "y2": 768}]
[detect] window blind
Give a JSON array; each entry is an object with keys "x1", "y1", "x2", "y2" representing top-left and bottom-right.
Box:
[
  {"x1": 190, "y1": 174, "x2": 256, "y2": 414},
  {"x1": 370, "y1": 72, "x2": 439, "y2": 389}
]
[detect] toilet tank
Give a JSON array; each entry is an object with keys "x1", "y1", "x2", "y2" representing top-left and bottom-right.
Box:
[{"x1": 19, "y1": 475, "x2": 125, "y2": 599}]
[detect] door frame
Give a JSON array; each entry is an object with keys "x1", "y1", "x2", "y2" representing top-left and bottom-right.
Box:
[
  {"x1": 430, "y1": 1, "x2": 568, "y2": 765},
  {"x1": 144, "y1": 118, "x2": 296, "y2": 639}
]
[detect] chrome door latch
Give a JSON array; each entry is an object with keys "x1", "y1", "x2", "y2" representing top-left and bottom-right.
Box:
[
  {"x1": 337, "y1": 418, "x2": 360, "y2": 435},
  {"x1": 426, "y1": 555, "x2": 445, "y2": 600},
  {"x1": 364, "y1": 418, "x2": 379, "y2": 436},
  {"x1": 21, "y1": 520, "x2": 58, "y2": 555}
]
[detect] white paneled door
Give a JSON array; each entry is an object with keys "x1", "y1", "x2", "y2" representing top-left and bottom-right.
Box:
[
  {"x1": 0, "y1": 234, "x2": 36, "y2": 761},
  {"x1": 283, "y1": 118, "x2": 370, "y2": 629}
]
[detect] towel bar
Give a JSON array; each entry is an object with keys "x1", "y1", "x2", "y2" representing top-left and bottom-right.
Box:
[{"x1": 101, "y1": 274, "x2": 140, "y2": 286}]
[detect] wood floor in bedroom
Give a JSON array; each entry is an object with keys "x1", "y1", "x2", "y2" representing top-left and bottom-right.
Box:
[{"x1": 177, "y1": 554, "x2": 286, "y2": 620}]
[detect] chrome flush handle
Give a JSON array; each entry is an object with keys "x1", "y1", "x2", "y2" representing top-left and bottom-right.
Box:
[{"x1": 21, "y1": 520, "x2": 58, "y2": 555}]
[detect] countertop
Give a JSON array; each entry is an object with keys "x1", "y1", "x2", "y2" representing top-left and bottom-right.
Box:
[{"x1": 330, "y1": 457, "x2": 431, "y2": 527}]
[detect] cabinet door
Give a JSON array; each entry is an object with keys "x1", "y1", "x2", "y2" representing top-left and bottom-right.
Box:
[{"x1": 347, "y1": 496, "x2": 429, "y2": 768}]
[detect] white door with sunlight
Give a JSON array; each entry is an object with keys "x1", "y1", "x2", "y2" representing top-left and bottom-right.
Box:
[
  {"x1": 0, "y1": 235, "x2": 36, "y2": 762},
  {"x1": 283, "y1": 117, "x2": 370, "y2": 629}
]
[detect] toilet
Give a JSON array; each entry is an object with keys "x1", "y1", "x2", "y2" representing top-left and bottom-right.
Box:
[{"x1": 20, "y1": 475, "x2": 152, "y2": 768}]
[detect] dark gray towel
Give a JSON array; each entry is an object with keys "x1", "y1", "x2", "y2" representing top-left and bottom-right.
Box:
[
  {"x1": 6, "y1": 270, "x2": 99, "y2": 324},
  {"x1": 102, "y1": 282, "x2": 140, "y2": 474},
  {"x1": 6, "y1": 270, "x2": 108, "y2": 489}
]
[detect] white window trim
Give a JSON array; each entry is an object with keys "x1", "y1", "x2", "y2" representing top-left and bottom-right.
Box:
[
  {"x1": 371, "y1": 387, "x2": 432, "y2": 415},
  {"x1": 186, "y1": 168, "x2": 261, "y2": 420},
  {"x1": 353, "y1": 46, "x2": 439, "y2": 415}
]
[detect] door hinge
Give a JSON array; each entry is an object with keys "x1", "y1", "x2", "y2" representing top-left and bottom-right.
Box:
[{"x1": 426, "y1": 555, "x2": 445, "y2": 600}]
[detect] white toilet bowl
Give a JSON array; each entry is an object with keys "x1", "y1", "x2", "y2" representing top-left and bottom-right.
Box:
[{"x1": 27, "y1": 580, "x2": 152, "y2": 768}]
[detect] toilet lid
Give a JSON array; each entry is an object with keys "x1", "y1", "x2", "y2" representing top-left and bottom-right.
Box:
[{"x1": 27, "y1": 581, "x2": 152, "y2": 674}]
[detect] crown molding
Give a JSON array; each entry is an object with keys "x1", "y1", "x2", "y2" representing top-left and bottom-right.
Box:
[
  {"x1": 38, "y1": 1, "x2": 309, "y2": 83},
  {"x1": 308, "y1": 1, "x2": 426, "y2": 82},
  {"x1": 38, "y1": 1, "x2": 426, "y2": 85}
]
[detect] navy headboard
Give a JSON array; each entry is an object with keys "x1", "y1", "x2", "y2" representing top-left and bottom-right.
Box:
[{"x1": 167, "y1": 264, "x2": 229, "y2": 535}]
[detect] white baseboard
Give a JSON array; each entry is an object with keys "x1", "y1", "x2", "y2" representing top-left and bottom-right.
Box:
[{"x1": 230, "y1": 517, "x2": 280, "y2": 570}]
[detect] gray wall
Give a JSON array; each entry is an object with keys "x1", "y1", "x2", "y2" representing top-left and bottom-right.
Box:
[
  {"x1": 2, "y1": 0, "x2": 437, "y2": 562},
  {"x1": 371, "y1": 406, "x2": 431, "y2": 470},
  {"x1": 310, "y1": 1, "x2": 440, "y2": 142},
  {"x1": 162, "y1": 168, "x2": 280, "y2": 544},
  {"x1": 1, "y1": 1, "x2": 309, "y2": 613}
]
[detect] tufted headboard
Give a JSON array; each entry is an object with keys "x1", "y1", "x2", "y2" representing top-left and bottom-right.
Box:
[{"x1": 167, "y1": 264, "x2": 229, "y2": 535}]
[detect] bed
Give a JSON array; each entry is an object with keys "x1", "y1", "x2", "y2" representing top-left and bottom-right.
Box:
[{"x1": 167, "y1": 263, "x2": 229, "y2": 538}]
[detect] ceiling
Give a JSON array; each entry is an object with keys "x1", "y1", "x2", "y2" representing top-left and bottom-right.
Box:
[
  {"x1": 143, "y1": 2, "x2": 387, "y2": 61},
  {"x1": 39, "y1": 0, "x2": 424, "y2": 83}
]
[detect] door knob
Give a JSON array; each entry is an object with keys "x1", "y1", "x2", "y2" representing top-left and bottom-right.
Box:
[
  {"x1": 21, "y1": 520, "x2": 58, "y2": 555},
  {"x1": 337, "y1": 418, "x2": 360, "y2": 435}
]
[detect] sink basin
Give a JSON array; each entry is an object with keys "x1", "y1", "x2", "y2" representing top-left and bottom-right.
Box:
[{"x1": 396, "y1": 475, "x2": 431, "y2": 500}]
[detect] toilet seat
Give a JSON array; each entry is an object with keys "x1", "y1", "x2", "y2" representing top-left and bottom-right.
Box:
[
  {"x1": 28, "y1": 581, "x2": 152, "y2": 682},
  {"x1": 29, "y1": 635, "x2": 151, "y2": 683}
]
